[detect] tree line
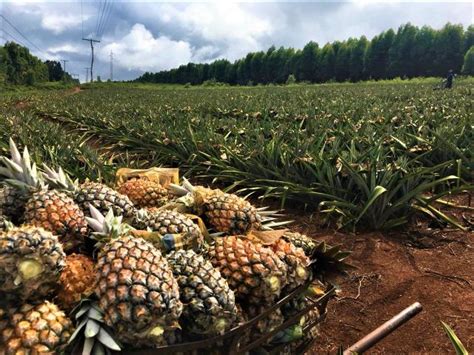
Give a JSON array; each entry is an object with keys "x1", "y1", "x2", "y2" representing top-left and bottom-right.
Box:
[
  {"x1": 136, "y1": 23, "x2": 474, "y2": 85},
  {"x1": 0, "y1": 42, "x2": 77, "y2": 85}
]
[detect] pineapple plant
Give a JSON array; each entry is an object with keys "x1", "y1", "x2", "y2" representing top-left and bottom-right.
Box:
[
  {"x1": 0, "y1": 225, "x2": 65, "y2": 303},
  {"x1": 205, "y1": 235, "x2": 288, "y2": 305},
  {"x1": 133, "y1": 209, "x2": 204, "y2": 251},
  {"x1": 167, "y1": 249, "x2": 238, "y2": 336},
  {"x1": 86, "y1": 206, "x2": 183, "y2": 347},
  {"x1": 0, "y1": 139, "x2": 88, "y2": 251},
  {"x1": 170, "y1": 178, "x2": 262, "y2": 234},
  {"x1": 42, "y1": 164, "x2": 136, "y2": 219},
  {"x1": 56, "y1": 254, "x2": 96, "y2": 312},
  {"x1": 0, "y1": 301, "x2": 74, "y2": 354},
  {"x1": 117, "y1": 177, "x2": 169, "y2": 208}
]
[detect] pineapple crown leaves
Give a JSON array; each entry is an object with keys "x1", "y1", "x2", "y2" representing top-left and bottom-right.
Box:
[
  {"x1": 86, "y1": 205, "x2": 133, "y2": 241},
  {"x1": 42, "y1": 163, "x2": 78, "y2": 192},
  {"x1": 68, "y1": 299, "x2": 121, "y2": 355},
  {"x1": 0, "y1": 138, "x2": 46, "y2": 191},
  {"x1": 309, "y1": 242, "x2": 353, "y2": 275}
]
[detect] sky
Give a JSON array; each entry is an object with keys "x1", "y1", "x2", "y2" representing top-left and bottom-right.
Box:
[{"x1": 0, "y1": 1, "x2": 472, "y2": 82}]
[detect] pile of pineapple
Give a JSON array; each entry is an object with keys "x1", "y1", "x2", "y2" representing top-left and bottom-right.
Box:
[{"x1": 0, "y1": 139, "x2": 346, "y2": 354}]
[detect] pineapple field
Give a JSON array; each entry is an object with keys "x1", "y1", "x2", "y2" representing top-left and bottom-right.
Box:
[{"x1": 0, "y1": 81, "x2": 473, "y2": 353}]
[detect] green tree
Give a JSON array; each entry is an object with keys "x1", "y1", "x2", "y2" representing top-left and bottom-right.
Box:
[
  {"x1": 462, "y1": 46, "x2": 474, "y2": 74},
  {"x1": 389, "y1": 23, "x2": 418, "y2": 78},
  {"x1": 299, "y1": 41, "x2": 319, "y2": 82},
  {"x1": 349, "y1": 36, "x2": 368, "y2": 81},
  {"x1": 319, "y1": 43, "x2": 336, "y2": 82},
  {"x1": 45, "y1": 60, "x2": 63, "y2": 81},
  {"x1": 364, "y1": 29, "x2": 394, "y2": 79},
  {"x1": 434, "y1": 23, "x2": 464, "y2": 75}
]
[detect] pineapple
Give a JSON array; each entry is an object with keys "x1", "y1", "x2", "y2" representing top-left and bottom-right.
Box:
[
  {"x1": 281, "y1": 231, "x2": 317, "y2": 256},
  {"x1": 167, "y1": 249, "x2": 237, "y2": 336},
  {"x1": 205, "y1": 236, "x2": 288, "y2": 305},
  {"x1": 269, "y1": 238, "x2": 310, "y2": 291},
  {"x1": 244, "y1": 305, "x2": 285, "y2": 342},
  {"x1": 86, "y1": 206, "x2": 183, "y2": 347},
  {"x1": 43, "y1": 164, "x2": 136, "y2": 219},
  {"x1": 0, "y1": 185, "x2": 28, "y2": 225},
  {"x1": 0, "y1": 140, "x2": 88, "y2": 251},
  {"x1": 0, "y1": 214, "x2": 10, "y2": 232},
  {"x1": 133, "y1": 209, "x2": 204, "y2": 251},
  {"x1": 56, "y1": 254, "x2": 96, "y2": 312},
  {"x1": 0, "y1": 226, "x2": 65, "y2": 303},
  {"x1": 170, "y1": 179, "x2": 262, "y2": 234},
  {"x1": 118, "y1": 177, "x2": 169, "y2": 208},
  {"x1": 24, "y1": 190, "x2": 88, "y2": 252},
  {"x1": 0, "y1": 301, "x2": 74, "y2": 354}
]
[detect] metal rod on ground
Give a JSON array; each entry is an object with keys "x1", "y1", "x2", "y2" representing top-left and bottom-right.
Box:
[{"x1": 343, "y1": 302, "x2": 422, "y2": 354}]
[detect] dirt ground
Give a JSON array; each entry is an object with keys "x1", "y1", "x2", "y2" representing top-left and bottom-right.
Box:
[{"x1": 283, "y1": 194, "x2": 474, "y2": 354}]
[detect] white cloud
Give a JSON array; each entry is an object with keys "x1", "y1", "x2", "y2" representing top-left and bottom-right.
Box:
[
  {"x1": 99, "y1": 24, "x2": 192, "y2": 72},
  {"x1": 41, "y1": 14, "x2": 84, "y2": 34},
  {"x1": 157, "y1": 3, "x2": 275, "y2": 60},
  {"x1": 47, "y1": 44, "x2": 81, "y2": 54}
]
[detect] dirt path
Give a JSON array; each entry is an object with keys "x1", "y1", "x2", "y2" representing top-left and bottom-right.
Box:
[
  {"x1": 284, "y1": 200, "x2": 474, "y2": 353},
  {"x1": 13, "y1": 86, "x2": 82, "y2": 110}
]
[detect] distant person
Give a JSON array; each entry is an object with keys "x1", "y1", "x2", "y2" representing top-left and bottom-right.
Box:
[{"x1": 445, "y1": 70, "x2": 455, "y2": 89}]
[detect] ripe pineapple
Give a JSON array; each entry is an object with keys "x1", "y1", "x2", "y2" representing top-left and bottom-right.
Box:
[
  {"x1": 244, "y1": 305, "x2": 285, "y2": 342},
  {"x1": 0, "y1": 301, "x2": 74, "y2": 354},
  {"x1": 24, "y1": 190, "x2": 88, "y2": 252},
  {"x1": 56, "y1": 254, "x2": 96, "y2": 311},
  {"x1": 87, "y1": 207, "x2": 183, "y2": 347},
  {"x1": 0, "y1": 214, "x2": 10, "y2": 232},
  {"x1": 0, "y1": 226, "x2": 65, "y2": 303},
  {"x1": 167, "y1": 249, "x2": 237, "y2": 336},
  {"x1": 269, "y1": 238, "x2": 310, "y2": 291},
  {"x1": 170, "y1": 179, "x2": 261, "y2": 234},
  {"x1": 118, "y1": 177, "x2": 169, "y2": 208},
  {"x1": 205, "y1": 236, "x2": 288, "y2": 305},
  {"x1": 43, "y1": 164, "x2": 136, "y2": 219},
  {"x1": 281, "y1": 231, "x2": 317, "y2": 256},
  {"x1": 133, "y1": 209, "x2": 204, "y2": 251},
  {"x1": 0, "y1": 140, "x2": 88, "y2": 251},
  {"x1": 0, "y1": 185, "x2": 28, "y2": 225}
]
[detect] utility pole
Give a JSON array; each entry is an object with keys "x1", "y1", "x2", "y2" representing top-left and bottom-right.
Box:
[
  {"x1": 82, "y1": 38, "x2": 100, "y2": 83},
  {"x1": 109, "y1": 50, "x2": 113, "y2": 81},
  {"x1": 61, "y1": 59, "x2": 69, "y2": 80},
  {"x1": 84, "y1": 67, "x2": 90, "y2": 83}
]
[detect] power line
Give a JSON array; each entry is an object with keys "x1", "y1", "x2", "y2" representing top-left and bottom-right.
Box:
[
  {"x1": 95, "y1": 0, "x2": 106, "y2": 38},
  {"x1": 3, "y1": 29, "x2": 29, "y2": 48},
  {"x1": 0, "y1": 14, "x2": 45, "y2": 56},
  {"x1": 80, "y1": 0, "x2": 84, "y2": 39},
  {"x1": 98, "y1": 0, "x2": 113, "y2": 38}
]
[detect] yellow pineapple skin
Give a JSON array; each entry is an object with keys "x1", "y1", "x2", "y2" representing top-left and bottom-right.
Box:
[
  {"x1": 0, "y1": 226, "x2": 65, "y2": 303},
  {"x1": 206, "y1": 236, "x2": 288, "y2": 305},
  {"x1": 95, "y1": 236, "x2": 183, "y2": 347},
  {"x1": 269, "y1": 239, "x2": 310, "y2": 291},
  {"x1": 198, "y1": 189, "x2": 261, "y2": 234},
  {"x1": 57, "y1": 253, "x2": 96, "y2": 311},
  {"x1": 0, "y1": 301, "x2": 73, "y2": 354},
  {"x1": 24, "y1": 190, "x2": 88, "y2": 252},
  {"x1": 118, "y1": 178, "x2": 168, "y2": 208}
]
